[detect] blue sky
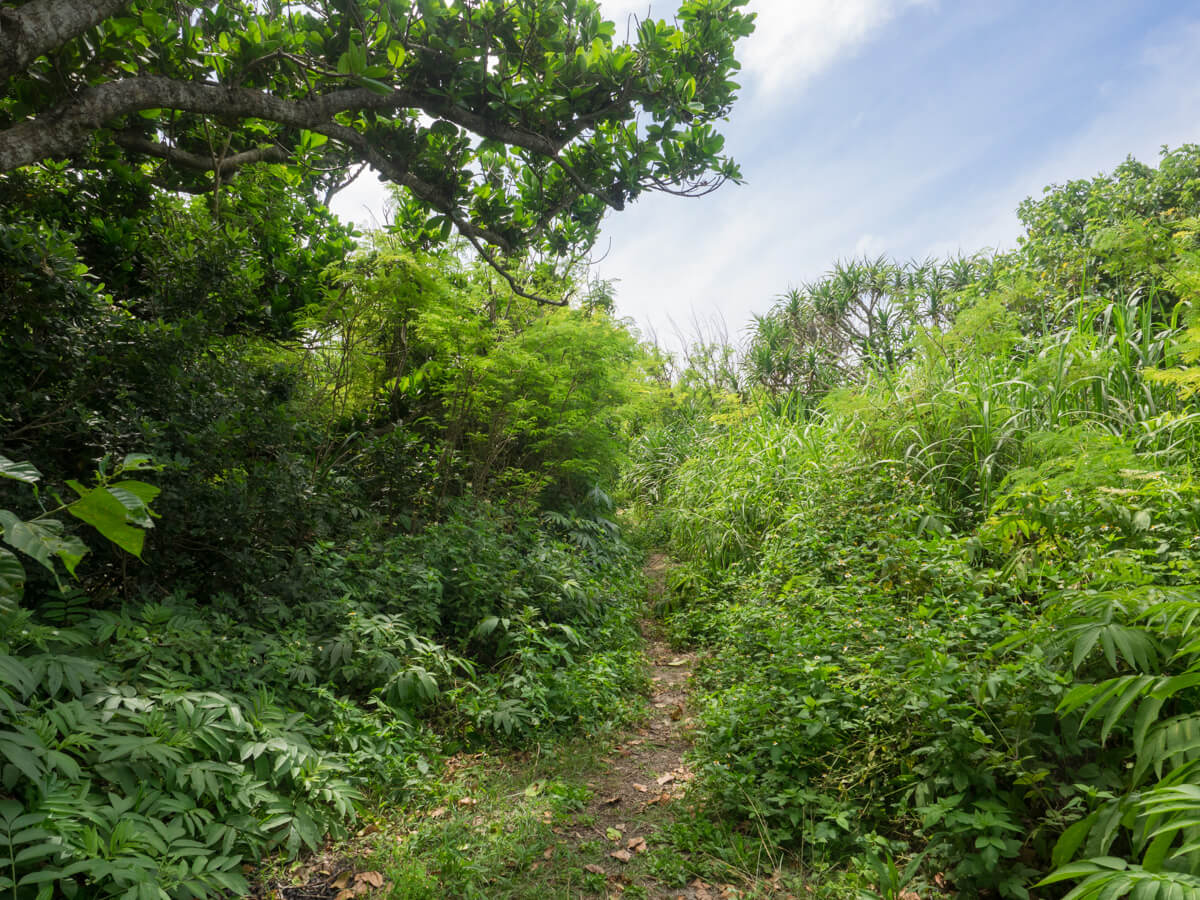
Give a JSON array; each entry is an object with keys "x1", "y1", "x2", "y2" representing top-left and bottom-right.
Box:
[{"x1": 332, "y1": 1, "x2": 1200, "y2": 353}]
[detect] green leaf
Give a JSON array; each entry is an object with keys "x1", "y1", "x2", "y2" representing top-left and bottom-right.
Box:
[
  {"x1": 336, "y1": 41, "x2": 366, "y2": 76},
  {"x1": 359, "y1": 77, "x2": 393, "y2": 96},
  {"x1": 299, "y1": 129, "x2": 327, "y2": 150},
  {"x1": 0, "y1": 735, "x2": 45, "y2": 784},
  {"x1": 15, "y1": 842, "x2": 61, "y2": 865},
  {"x1": 1053, "y1": 813, "x2": 1097, "y2": 867},
  {"x1": 66, "y1": 485, "x2": 145, "y2": 558},
  {"x1": 106, "y1": 481, "x2": 160, "y2": 528},
  {"x1": 0, "y1": 512, "x2": 85, "y2": 580},
  {"x1": 0, "y1": 456, "x2": 40, "y2": 484},
  {"x1": 119, "y1": 454, "x2": 155, "y2": 472},
  {"x1": 0, "y1": 548, "x2": 25, "y2": 600},
  {"x1": 472, "y1": 616, "x2": 501, "y2": 638}
]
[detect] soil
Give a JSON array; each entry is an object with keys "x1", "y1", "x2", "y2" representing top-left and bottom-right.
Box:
[{"x1": 555, "y1": 552, "x2": 732, "y2": 900}]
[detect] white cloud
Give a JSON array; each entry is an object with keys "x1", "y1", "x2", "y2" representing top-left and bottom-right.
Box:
[
  {"x1": 918, "y1": 20, "x2": 1200, "y2": 263},
  {"x1": 737, "y1": 0, "x2": 935, "y2": 96},
  {"x1": 599, "y1": 12, "x2": 1200, "y2": 358},
  {"x1": 598, "y1": 0, "x2": 935, "y2": 98}
]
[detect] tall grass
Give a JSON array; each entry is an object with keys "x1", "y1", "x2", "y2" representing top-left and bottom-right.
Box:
[{"x1": 631, "y1": 148, "x2": 1200, "y2": 895}]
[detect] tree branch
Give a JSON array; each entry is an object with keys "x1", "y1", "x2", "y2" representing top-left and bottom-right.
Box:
[
  {"x1": 312, "y1": 121, "x2": 514, "y2": 253},
  {"x1": 0, "y1": 0, "x2": 131, "y2": 84},
  {"x1": 311, "y1": 121, "x2": 563, "y2": 305},
  {"x1": 0, "y1": 73, "x2": 573, "y2": 174},
  {"x1": 113, "y1": 131, "x2": 290, "y2": 175},
  {"x1": 0, "y1": 60, "x2": 608, "y2": 305}
]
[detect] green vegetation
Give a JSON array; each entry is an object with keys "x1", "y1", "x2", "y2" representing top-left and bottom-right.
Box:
[
  {"x1": 6, "y1": 2, "x2": 1200, "y2": 898},
  {"x1": 626, "y1": 145, "x2": 1200, "y2": 896},
  {"x1": 0, "y1": 195, "x2": 655, "y2": 895},
  {"x1": 0, "y1": 3, "x2": 759, "y2": 895}
]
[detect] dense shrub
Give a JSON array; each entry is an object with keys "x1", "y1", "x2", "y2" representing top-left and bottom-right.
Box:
[{"x1": 640, "y1": 146, "x2": 1200, "y2": 897}]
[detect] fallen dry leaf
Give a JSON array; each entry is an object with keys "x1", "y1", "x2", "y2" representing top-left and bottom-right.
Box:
[
  {"x1": 609, "y1": 849, "x2": 633, "y2": 862},
  {"x1": 632, "y1": 783, "x2": 648, "y2": 793},
  {"x1": 528, "y1": 861, "x2": 540, "y2": 873},
  {"x1": 357, "y1": 872, "x2": 384, "y2": 888},
  {"x1": 583, "y1": 864, "x2": 606, "y2": 875},
  {"x1": 456, "y1": 797, "x2": 477, "y2": 807},
  {"x1": 899, "y1": 893, "x2": 920, "y2": 900},
  {"x1": 428, "y1": 807, "x2": 447, "y2": 819},
  {"x1": 627, "y1": 836, "x2": 647, "y2": 854},
  {"x1": 356, "y1": 824, "x2": 380, "y2": 837},
  {"x1": 331, "y1": 872, "x2": 352, "y2": 890},
  {"x1": 666, "y1": 658, "x2": 688, "y2": 667},
  {"x1": 656, "y1": 773, "x2": 675, "y2": 786},
  {"x1": 543, "y1": 847, "x2": 554, "y2": 859},
  {"x1": 335, "y1": 891, "x2": 354, "y2": 900},
  {"x1": 602, "y1": 795, "x2": 620, "y2": 806}
]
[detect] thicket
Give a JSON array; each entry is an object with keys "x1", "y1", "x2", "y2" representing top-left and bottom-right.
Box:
[
  {"x1": 627, "y1": 146, "x2": 1200, "y2": 896},
  {"x1": 0, "y1": 161, "x2": 655, "y2": 898}
]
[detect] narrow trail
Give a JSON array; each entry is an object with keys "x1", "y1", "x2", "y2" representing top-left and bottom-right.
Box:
[
  {"x1": 266, "y1": 553, "x2": 762, "y2": 900},
  {"x1": 560, "y1": 551, "x2": 710, "y2": 899}
]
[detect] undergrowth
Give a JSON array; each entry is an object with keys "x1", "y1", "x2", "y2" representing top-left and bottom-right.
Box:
[
  {"x1": 629, "y1": 146, "x2": 1200, "y2": 897},
  {"x1": 1, "y1": 491, "x2": 645, "y2": 898}
]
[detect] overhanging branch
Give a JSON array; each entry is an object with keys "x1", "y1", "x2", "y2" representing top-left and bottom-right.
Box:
[
  {"x1": 0, "y1": 0, "x2": 132, "y2": 84},
  {"x1": 313, "y1": 121, "x2": 565, "y2": 306},
  {"x1": 0, "y1": 74, "x2": 571, "y2": 173}
]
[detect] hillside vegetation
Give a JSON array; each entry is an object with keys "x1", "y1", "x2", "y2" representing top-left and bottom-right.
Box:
[
  {"x1": 4, "y1": 2, "x2": 1200, "y2": 894},
  {"x1": 0, "y1": 170, "x2": 663, "y2": 897},
  {"x1": 624, "y1": 145, "x2": 1200, "y2": 896}
]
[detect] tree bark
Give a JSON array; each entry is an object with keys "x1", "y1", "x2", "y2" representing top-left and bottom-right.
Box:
[
  {"x1": 0, "y1": 74, "x2": 570, "y2": 174},
  {"x1": 0, "y1": 0, "x2": 131, "y2": 84},
  {"x1": 113, "y1": 131, "x2": 290, "y2": 175}
]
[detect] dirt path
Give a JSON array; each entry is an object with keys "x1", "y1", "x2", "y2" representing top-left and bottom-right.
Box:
[
  {"x1": 565, "y1": 556, "x2": 701, "y2": 897},
  {"x1": 537, "y1": 551, "x2": 753, "y2": 900},
  {"x1": 266, "y1": 553, "x2": 751, "y2": 900}
]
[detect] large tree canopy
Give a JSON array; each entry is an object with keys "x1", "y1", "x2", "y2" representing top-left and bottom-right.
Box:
[{"x1": 0, "y1": 0, "x2": 753, "y2": 282}]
